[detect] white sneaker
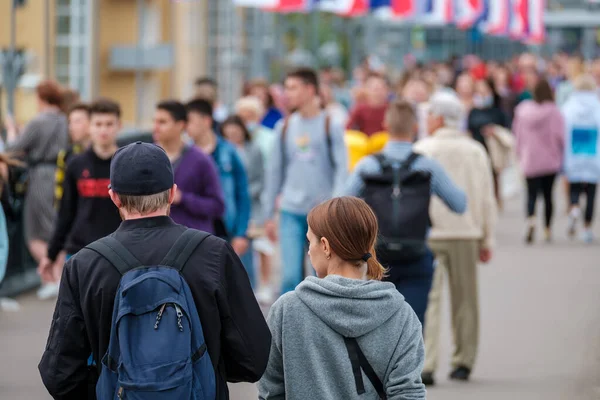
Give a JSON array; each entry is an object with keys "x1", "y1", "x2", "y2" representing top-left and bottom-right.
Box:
[
  {"x1": 0, "y1": 297, "x2": 21, "y2": 312},
  {"x1": 37, "y1": 282, "x2": 60, "y2": 300},
  {"x1": 256, "y1": 286, "x2": 275, "y2": 305},
  {"x1": 568, "y1": 208, "x2": 580, "y2": 238},
  {"x1": 581, "y1": 229, "x2": 594, "y2": 244}
]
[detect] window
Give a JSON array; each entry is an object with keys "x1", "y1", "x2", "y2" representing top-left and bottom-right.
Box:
[{"x1": 55, "y1": 0, "x2": 92, "y2": 99}]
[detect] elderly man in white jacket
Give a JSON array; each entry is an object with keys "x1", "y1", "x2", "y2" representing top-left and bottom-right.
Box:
[{"x1": 414, "y1": 91, "x2": 497, "y2": 385}]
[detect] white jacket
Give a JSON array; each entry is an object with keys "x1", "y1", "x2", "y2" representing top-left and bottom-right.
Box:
[{"x1": 414, "y1": 128, "x2": 497, "y2": 249}]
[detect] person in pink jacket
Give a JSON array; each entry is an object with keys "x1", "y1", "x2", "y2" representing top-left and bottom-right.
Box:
[{"x1": 513, "y1": 78, "x2": 565, "y2": 243}]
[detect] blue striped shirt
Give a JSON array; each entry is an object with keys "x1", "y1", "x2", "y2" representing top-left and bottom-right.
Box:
[{"x1": 343, "y1": 141, "x2": 467, "y2": 214}]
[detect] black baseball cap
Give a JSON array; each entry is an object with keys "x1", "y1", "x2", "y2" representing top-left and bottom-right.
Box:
[{"x1": 109, "y1": 142, "x2": 174, "y2": 195}]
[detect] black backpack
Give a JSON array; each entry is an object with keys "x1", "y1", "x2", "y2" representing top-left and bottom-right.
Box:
[{"x1": 360, "y1": 152, "x2": 431, "y2": 264}]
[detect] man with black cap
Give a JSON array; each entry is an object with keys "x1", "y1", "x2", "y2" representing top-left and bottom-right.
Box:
[{"x1": 39, "y1": 142, "x2": 271, "y2": 400}]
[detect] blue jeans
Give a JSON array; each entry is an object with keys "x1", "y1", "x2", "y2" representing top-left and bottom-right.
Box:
[
  {"x1": 279, "y1": 210, "x2": 309, "y2": 295},
  {"x1": 387, "y1": 249, "x2": 435, "y2": 326}
]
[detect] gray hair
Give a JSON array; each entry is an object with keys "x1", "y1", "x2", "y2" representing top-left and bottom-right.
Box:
[
  {"x1": 118, "y1": 189, "x2": 171, "y2": 214},
  {"x1": 235, "y1": 96, "x2": 265, "y2": 119},
  {"x1": 428, "y1": 91, "x2": 465, "y2": 130}
]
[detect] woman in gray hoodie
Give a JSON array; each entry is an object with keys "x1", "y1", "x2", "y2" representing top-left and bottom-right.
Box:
[{"x1": 258, "y1": 196, "x2": 426, "y2": 400}]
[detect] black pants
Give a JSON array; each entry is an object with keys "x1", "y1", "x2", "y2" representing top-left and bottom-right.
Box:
[
  {"x1": 526, "y1": 174, "x2": 556, "y2": 228},
  {"x1": 569, "y1": 182, "x2": 597, "y2": 224}
]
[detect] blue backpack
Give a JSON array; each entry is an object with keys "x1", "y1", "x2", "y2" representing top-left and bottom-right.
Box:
[{"x1": 86, "y1": 230, "x2": 215, "y2": 400}]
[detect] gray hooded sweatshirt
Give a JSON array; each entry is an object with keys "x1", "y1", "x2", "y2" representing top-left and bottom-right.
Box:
[{"x1": 258, "y1": 275, "x2": 426, "y2": 400}]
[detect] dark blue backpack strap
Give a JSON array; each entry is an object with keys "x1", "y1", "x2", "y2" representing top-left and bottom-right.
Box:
[
  {"x1": 160, "y1": 230, "x2": 211, "y2": 272},
  {"x1": 86, "y1": 236, "x2": 142, "y2": 276}
]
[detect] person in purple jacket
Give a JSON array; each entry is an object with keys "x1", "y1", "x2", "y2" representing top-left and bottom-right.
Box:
[{"x1": 152, "y1": 100, "x2": 225, "y2": 232}]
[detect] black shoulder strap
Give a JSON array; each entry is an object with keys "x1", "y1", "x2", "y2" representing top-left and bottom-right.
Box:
[
  {"x1": 160, "y1": 230, "x2": 211, "y2": 272},
  {"x1": 280, "y1": 116, "x2": 291, "y2": 177},
  {"x1": 86, "y1": 237, "x2": 142, "y2": 276},
  {"x1": 344, "y1": 337, "x2": 387, "y2": 400},
  {"x1": 324, "y1": 114, "x2": 335, "y2": 169},
  {"x1": 373, "y1": 153, "x2": 390, "y2": 170},
  {"x1": 399, "y1": 152, "x2": 421, "y2": 171}
]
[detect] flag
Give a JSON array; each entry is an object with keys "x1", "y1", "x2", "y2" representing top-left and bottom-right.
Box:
[
  {"x1": 418, "y1": 0, "x2": 454, "y2": 24},
  {"x1": 233, "y1": 0, "x2": 280, "y2": 6},
  {"x1": 370, "y1": 0, "x2": 416, "y2": 19},
  {"x1": 483, "y1": 0, "x2": 510, "y2": 35},
  {"x1": 454, "y1": 0, "x2": 485, "y2": 29},
  {"x1": 509, "y1": 0, "x2": 529, "y2": 39},
  {"x1": 526, "y1": 0, "x2": 545, "y2": 44},
  {"x1": 262, "y1": 0, "x2": 308, "y2": 12},
  {"x1": 316, "y1": 0, "x2": 369, "y2": 16}
]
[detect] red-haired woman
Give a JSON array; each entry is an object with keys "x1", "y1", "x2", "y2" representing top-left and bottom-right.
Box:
[
  {"x1": 2, "y1": 80, "x2": 68, "y2": 299},
  {"x1": 258, "y1": 196, "x2": 426, "y2": 400}
]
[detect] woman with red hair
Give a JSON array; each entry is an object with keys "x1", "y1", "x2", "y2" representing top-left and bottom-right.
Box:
[{"x1": 2, "y1": 80, "x2": 68, "y2": 299}]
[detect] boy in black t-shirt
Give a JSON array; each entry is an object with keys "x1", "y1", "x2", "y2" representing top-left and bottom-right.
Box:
[{"x1": 38, "y1": 99, "x2": 123, "y2": 295}]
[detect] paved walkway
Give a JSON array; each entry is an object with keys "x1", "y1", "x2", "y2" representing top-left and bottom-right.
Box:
[{"x1": 1, "y1": 185, "x2": 599, "y2": 399}]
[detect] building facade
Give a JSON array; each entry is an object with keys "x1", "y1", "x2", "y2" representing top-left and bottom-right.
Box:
[{"x1": 0, "y1": 0, "x2": 217, "y2": 128}]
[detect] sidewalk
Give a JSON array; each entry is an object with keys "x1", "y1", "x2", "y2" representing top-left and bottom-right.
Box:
[{"x1": 1, "y1": 188, "x2": 599, "y2": 399}]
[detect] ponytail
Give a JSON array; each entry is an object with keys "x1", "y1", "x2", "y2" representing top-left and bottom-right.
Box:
[{"x1": 365, "y1": 247, "x2": 387, "y2": 281}]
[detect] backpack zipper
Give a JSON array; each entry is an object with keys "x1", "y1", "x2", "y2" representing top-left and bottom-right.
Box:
[
  {"x1": 153, "y1": 303, "x2": 184, "y2": 332},
  {"x1": 117, "y1": 386, "x2": 124, "y2": 399}
]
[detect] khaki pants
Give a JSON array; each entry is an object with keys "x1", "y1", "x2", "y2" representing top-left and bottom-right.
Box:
[{"x1": 423, "y1": 239, "x2": 480, "y2": 372}]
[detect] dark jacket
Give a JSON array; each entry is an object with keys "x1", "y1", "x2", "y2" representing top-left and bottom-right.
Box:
[
  {"x1": 47, "y1": 148, "x2": 121, "y2": 261},
  {"x1": 39, "y1": 216, "x2": 271, "y2": 400}
]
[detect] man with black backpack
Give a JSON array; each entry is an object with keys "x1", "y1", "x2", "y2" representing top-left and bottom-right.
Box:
[
  {"x1": 39, "y1": 142, "x2": 271, "y2": 400},
  {"x1": 345, "y1": 100, "x2": 467, "y2": 325}
]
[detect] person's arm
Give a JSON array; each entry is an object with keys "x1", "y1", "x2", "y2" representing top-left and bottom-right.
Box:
[
  {"x1": 512, "y1": 110, "x2": 522, "y2": 160},
  {"x1": 478, "y1": 150, "x2": 497, "y2": 250},
  {"x1": 386, "y1": 304, "x2": 426, "y2": 399},
  {"x1": 231, "y1": 149, "x2": 251, "y2": 238},
  {"x1": 218, "y1": 242, "x2": 271, "y2": 382},
  {"x1": 5, "y1": 118, "x2": 41, "y2": 155},
  {"x1": 262, "y1": 121, "x2": 285, "y2": 222},
  {"x1": 47, "y1": 161, "x2": 78, "y2": 262},
  {"x1": 420, "y1": 157, "x2": 467, "y2": 214},
  {"x1": 330, "y1": 122, "x2": 349, "y2": 197},
  {"x1": 342, "y1": 156, "x2": 378, "y2": 197},
  {"x1": 257, "y1": 300, "x2": 285, "y2": 400},
  {"x1": 178, "y1": 155, "x2": 225, "y2": 218},
  {"x1": 248, "y1": 146, "x2": 265, "y2": 203},
  {"x1": 39, "y1": 259, "x2": 91, "y2": 399},
  {"x1": 553, "y1": 109, "x2": 566, "y2": 160}
]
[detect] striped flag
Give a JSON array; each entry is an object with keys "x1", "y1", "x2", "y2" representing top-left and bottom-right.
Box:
[
  {"x1": 454, "y1": 0, "x2": 485, "y2": 29},
  {"x1": 483, "y1": 0, "x2": 510, "y2": 35},
  {"x1": 415, "y1": 0, "x2": 454, "y2": 24},
  {"x1": 509, "y1": 0, "x2": 529, "y2": 39},
  {"x1": 370, "y1": 0, "x2": 416, "y2": 19},
  {"x1": 316, "y1": 0, "x2": 369, "y2": 16},
  {"x1": 233, "y1": 0, "x2": 309, "y2": 12},
  {"x1": 526, "y1": 0, "x2": 546, "y2": 43}
]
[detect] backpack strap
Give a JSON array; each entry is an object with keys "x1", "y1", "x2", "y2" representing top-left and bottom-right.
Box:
[
  {"x1": 324, "y1": 114, "x2": 335, "y2": 170},
  {"x1": 344, "y1": 337, "x2": 387, "y2": 400},
  {"x1": 280, "y1": 116, "x2": 290, "y2": 176},
  {"x1": 160, "y1": 230, "x2": 211, "y2": 272},
  {"x1": 86, "y1": 237, "x2": 142, "y2": 276},
  {"x1": 399, "y1": 152, "x2": 421, "y2": 171},
  {"x1": 373, "y1": 153, "x2": 391, "y2": 171}
]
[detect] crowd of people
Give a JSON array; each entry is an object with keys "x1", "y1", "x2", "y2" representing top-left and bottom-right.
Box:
[{"x1": 0, "y1": 50, "x2": 599, "y2": 399}]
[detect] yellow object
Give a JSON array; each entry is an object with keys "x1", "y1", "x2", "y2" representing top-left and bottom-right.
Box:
[{"x1": 345, "y1": 130, "x2": 390, "y2": 171}]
